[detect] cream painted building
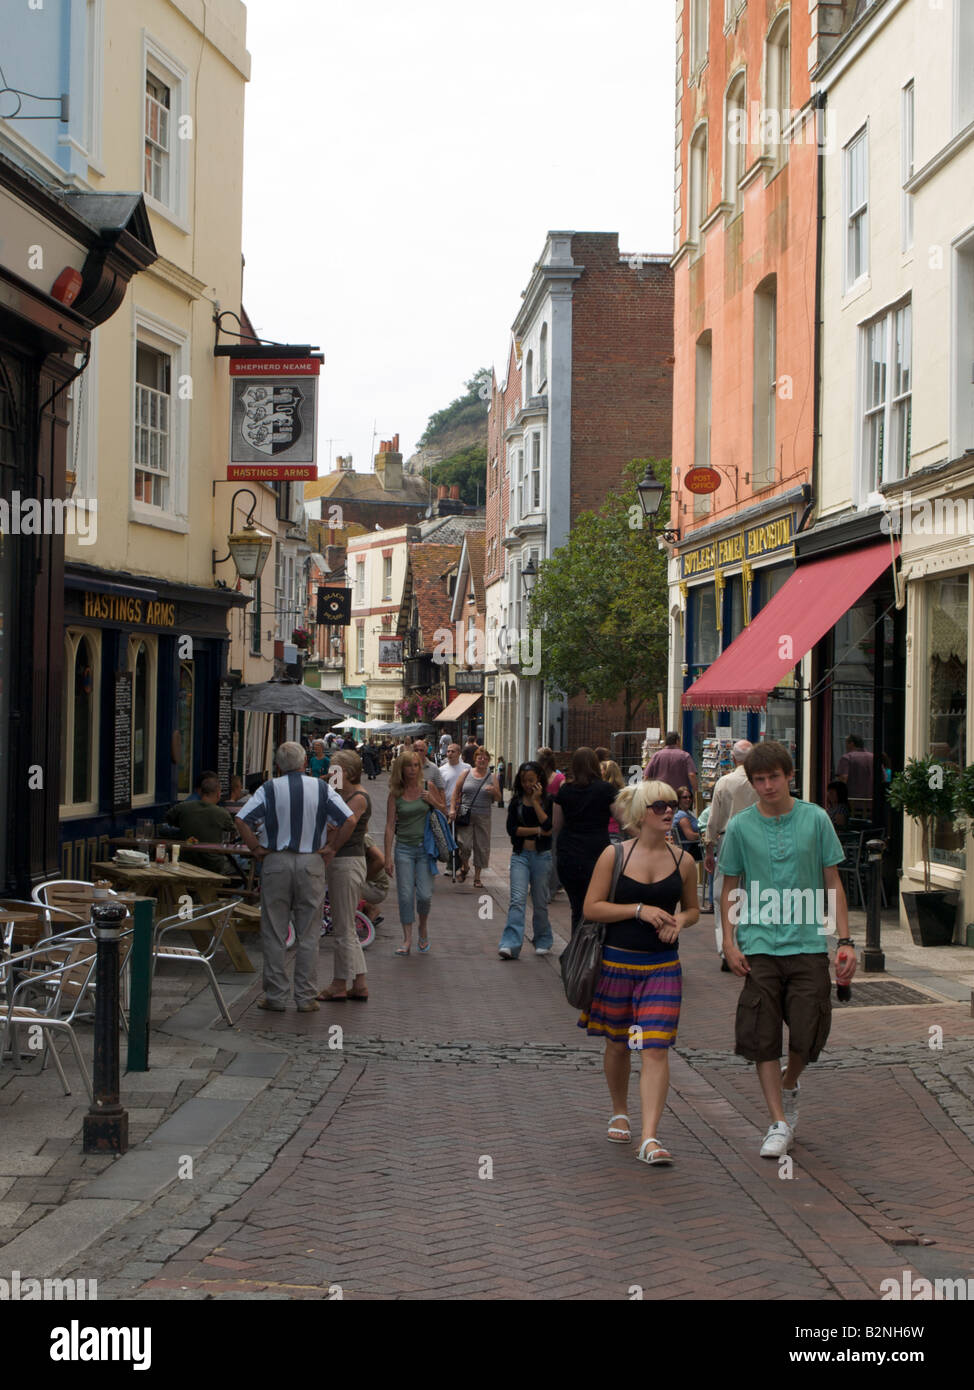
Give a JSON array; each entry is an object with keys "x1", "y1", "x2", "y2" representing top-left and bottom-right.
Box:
[
  {"x1": 345, "y1": 525, "x2": 411, "y2": 721},
  {"x1": 814, "y1": 0, "x2": 973, "y2": 935},
  {"x1": 2, "y1": 0, "x2": 256, "y2": 872}
]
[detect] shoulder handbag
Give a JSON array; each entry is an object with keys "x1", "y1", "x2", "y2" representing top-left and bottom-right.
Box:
[
  {"x1": 426, "y1": 806, "x2": 456, "y2": 863},
  {"x1": 560, "y1": 841, "x2": 625, "y2": 1011},
  {"x1": 455, "y1": 770, "x2": 487, "y2": 828}
]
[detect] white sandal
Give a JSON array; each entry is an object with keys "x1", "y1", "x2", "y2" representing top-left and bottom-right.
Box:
[
  {"x1": 636, "y1": 1137, "x2": 674, "y2": 1166},
  {"x1": 607, "y1": 1113, "x2": 631, "y2": 1144}
]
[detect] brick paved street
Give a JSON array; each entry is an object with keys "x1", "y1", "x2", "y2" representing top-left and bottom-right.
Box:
[{"x1": 47, "y1": 785, "x2": 974, "y2": 1303}]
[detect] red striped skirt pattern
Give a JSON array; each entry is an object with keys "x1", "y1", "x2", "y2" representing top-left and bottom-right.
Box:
[{"x1": 578, "y1": 945, "x2": 682, "y2": 1049}]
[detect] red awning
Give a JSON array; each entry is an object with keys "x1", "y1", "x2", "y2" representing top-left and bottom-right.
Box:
[{"x1": 682, "y1": 540, "x2": 899, "y2": 711}]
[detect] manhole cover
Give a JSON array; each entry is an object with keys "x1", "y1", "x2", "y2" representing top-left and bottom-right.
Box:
[{"x1": 837, "y1": 981, "x2": 939, "y2": 1007}]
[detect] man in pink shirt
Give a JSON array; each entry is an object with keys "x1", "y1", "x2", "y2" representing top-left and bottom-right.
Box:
[{"x1": 644, "y1": 732, "x2": 699, "y2": 799}]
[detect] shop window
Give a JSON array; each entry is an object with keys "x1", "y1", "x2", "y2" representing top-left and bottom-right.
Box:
[
  {"x1": 690, "y1": 586, "x2": 718, "y2": 670},
  {"x1": 177, "y1": 660, "x2": 194, "y2": 796},
  {"x1": 928, "y1": 575, "x2": 967, "y2": 869},
  {"x1": 61, "y1": 629, "x2": 101, "y2": 814},
  {"x1": 128, "y1": 637, "x2": 156, "y2": 801}
]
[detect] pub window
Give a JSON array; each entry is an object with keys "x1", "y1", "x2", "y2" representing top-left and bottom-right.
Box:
[
  {"x1": 128, "y1": 636, "x2": 157, "y2": 802},
  {"x1": 177, "y1": 659, "x2": 194, "y2": 796},
  {"x1": 61, "y1": 629, "x2": 101, "y2": 813}
]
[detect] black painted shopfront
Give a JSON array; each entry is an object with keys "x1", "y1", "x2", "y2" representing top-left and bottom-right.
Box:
[{"x1": 58, "y1": 567, "x2": 245, "y2": 878}]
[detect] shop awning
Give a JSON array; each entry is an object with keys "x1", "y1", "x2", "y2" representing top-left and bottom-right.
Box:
[
  {"x1": 436, "y1": 692, "x2": 482, "y2": 722},
  {"x1": 682, "y1": 540, "x2": 899, "y2": 711}
]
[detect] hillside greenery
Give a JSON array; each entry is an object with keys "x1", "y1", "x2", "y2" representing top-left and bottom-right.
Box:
[
  {"x1": 428, "y1": 444, "x2": 488, "y2": 507},
  {"x1": 418, "y1": 371, "x2": 489, "y2": 448}
]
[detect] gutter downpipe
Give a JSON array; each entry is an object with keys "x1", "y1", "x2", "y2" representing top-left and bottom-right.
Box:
[{"x1": 800, "y1": 89, "x2": 828, "y2": 540}]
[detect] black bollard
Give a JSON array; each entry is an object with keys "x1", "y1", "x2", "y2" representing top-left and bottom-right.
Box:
[
  {"x1": 862, "y1": 836, "x2": 887, "y2": 974},
  {"x1": 82, "y1": 903, "x2": 129, "y2": 1154}
]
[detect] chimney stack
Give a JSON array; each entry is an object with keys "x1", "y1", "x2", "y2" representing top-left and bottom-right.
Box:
[
  {"x1": 374, "y1": 434, "x2": 403, "y2": 492},
  {"x1": 449, "y1": 485, "x2": 460, "y2": 501}
]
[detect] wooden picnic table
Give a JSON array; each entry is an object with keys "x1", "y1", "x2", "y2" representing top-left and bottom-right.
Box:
[
  {"x1": 107, "y1": 839, "x2": 258, "y2": 891},
  {"x1": 90, "y1": 862, "x2": 253, "y2": 972}
]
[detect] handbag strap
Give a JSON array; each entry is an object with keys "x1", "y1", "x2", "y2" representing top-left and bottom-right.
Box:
[
  {"x1": 609, "y1": 840, "x2": 630, "y2": 901},
  {"x1": 465, "y1": 770, "x2": 488, "y2": 813}
]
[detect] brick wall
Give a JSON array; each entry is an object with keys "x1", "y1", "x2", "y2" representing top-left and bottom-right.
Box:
[{"x1": 568, "y1": 233, "x2": 674, "y2": 528}]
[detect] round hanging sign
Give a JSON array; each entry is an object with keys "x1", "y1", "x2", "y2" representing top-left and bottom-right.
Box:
[{"x1": 685, "y1": 467, "x2": 721, "y2": 495}]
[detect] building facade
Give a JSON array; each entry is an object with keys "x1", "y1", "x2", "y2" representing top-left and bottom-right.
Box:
[
  {"x1": 1, "y1": 0, "x2": 252, "y2": 881},
  {"x1": 484, "y1": 231, "x2": 674, "y2": 772}
]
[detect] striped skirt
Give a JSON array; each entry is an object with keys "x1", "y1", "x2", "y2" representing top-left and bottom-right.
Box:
[{"x1": 578, "y1": 945, "x2": 682, "y2": 1049}]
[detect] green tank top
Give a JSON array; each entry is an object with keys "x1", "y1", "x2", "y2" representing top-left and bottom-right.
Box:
[{"x1": 395, "y1": 794, "x2": 428, "y2": 846}]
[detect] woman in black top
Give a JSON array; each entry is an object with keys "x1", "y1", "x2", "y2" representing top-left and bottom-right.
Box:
[
  {"x1": 552, "y1": 747, "x2": 618, "y2": 934},
  {"x1": 497, "y1": 762, "x2": 553, "y2": 960},
  {"x1": 580, "y1": 779, "x2": 699, "y2": 1166}
]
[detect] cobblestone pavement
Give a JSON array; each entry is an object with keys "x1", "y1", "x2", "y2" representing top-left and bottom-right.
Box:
[{"x1": 52, "y1": 786, "x2": 974, "y2": 1301}]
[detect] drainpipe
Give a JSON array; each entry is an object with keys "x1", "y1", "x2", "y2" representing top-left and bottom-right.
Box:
[{"x1": 802, "y1": 89, "x2": 828, "y2": 535}]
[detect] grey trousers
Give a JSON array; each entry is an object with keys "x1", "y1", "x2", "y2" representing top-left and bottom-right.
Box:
[
  {"x1": 457, "y1": 813, "x2": 490, "y2": 869},
  {"x1": 260, "y1": 851, "x2": 326, "y2": 1006},
  {"x1": 327, "y1": 855, "x2": 367, "y2": 982}
]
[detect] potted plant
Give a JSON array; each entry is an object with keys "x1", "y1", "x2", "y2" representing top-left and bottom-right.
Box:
[
  {"x1": 887, "y1": 756, "x2": 959, "y2": 947},
  {"x1": 291, "y1": 627, "x2": 310, "y2": 650}
]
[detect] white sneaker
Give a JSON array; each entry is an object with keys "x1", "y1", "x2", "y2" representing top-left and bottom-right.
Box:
[
  {"x1": 781, "y1": 1074, "x2": 800, "y2": 1131},
  {"x1": 498, "y1": 947, "x2": 513, "y2": 959},
  {"x1": 759, "y1": 1122, "x2": 794, "y2": 1158},
  {"x1": 534, "y1": 947, "x2": 550, "y2": 956}
]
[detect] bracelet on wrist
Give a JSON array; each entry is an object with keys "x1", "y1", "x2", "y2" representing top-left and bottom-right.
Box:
[{"x1": 836, "y1": 937, "x2": 854, "y2": 948}]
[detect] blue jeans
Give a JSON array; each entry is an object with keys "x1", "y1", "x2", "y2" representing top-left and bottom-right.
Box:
[
  {"x1": 395, "y1": 841, "x2": 433, "y2": 924},
  {"x1": 499, "y1": 850, "x2": 552, "y2": 956}
]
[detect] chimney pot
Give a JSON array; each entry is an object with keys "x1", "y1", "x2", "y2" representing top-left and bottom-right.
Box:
[
  {"x1": 437, "y1": 485, "x2": 449, "y2": 499},
  {"x1": 449, "y1": 485, "x2": 460, "y2": 500}
]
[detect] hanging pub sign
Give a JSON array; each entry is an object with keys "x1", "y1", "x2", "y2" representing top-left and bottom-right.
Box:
[
  {"x1": 378, "y1": 636, "x2": 404, "y2": 668},
  {"x1": 317, "y1": 585, "x2": 351, "y2": 624},
  {"x1": 228, "y1": 357, "x2": 319, "y2": 481},
  {"x1": 685, "y1": 466, "x2": 721, "y2": 495}
]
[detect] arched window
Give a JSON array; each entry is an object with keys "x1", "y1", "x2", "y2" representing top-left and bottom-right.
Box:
[
  {"x1": 177, "y1": 659, "x2": 194, "y2": 796},
  {"x1": 61, "y1": 629, "x2": 101, "y2": 812},
  {"x1": 765, "y1": 9, "x2": 791, "y2": 168},
  {"x1": 128, "y1": 637, "x2": 156, "y2": 801},
  {"x1": 538, "y1": 324, "x2": 548, "y2": 386},
  {"x1": 688, "y1": 123, "x2": 708, "y2": 246},
  {"x1": 753, "y1": 275, "x2": 778, "y2": 487},
  {"x1": 724, "y1": 71, "x2": 747, "y2": 213},
  {"x1": 525, "y1": 350, "x2": 534, "y2": 400}
]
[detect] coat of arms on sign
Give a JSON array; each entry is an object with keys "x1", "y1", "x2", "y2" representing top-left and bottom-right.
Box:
[{"x1": 240, "y1": 384, "x2": 304, "y2": 456}]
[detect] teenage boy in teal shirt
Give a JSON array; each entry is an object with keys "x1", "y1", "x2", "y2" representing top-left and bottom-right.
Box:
[{"x1": 720, "y1": 741, "x2": 856, "y2": 1158}]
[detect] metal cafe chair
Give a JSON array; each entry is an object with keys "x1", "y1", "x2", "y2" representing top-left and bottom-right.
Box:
[
  {"x1": 152, "y1": 899, "x2": 242, "y2": 1027},
  {"x1": 0, "y1": 943, "x2": 95, "y2": 1099}
]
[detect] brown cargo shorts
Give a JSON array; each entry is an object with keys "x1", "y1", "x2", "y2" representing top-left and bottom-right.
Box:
[{"x1": 734, "y1": 952, "x2": 832, "y2": 1064}]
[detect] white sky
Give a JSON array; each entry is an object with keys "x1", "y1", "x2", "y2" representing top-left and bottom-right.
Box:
[{"x1": 241, "y1": 0, "x2": 675, "y2": 473}]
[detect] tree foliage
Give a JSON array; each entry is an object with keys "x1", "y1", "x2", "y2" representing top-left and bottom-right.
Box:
[
  {"x1": 527, "y1": 459, "x2": 671, "y2": 729},
  {"x1": 428, "y1": 444, "x2": 487, "y2": 506},
  {"x1": 418, "y1": 371, "x2": 489, "y2": 448}
]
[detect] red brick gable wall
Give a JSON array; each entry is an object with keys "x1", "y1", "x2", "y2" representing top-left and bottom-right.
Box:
[
  {"x1": 410, "y1": 544, "x2": 461, "y2": 650},
  {"x1": 569, "y1": 233, "x2": 674, "y2": 528}
]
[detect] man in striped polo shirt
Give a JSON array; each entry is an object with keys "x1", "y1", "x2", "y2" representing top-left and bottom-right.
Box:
[{"x1": 235, "y1": 741, "x2": 354, "y2": 1012}]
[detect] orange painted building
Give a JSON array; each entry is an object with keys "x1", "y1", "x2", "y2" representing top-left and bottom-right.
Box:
[{"x1": 670, "y1": 0, "x2": 822, "y2": 779}]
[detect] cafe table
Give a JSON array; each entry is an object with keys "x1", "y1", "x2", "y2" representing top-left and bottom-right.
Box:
[
  {"x1": 90, "y1": 861, "x2": 253, "y2": 972},
  {"x1": 107, "y1": 839, "x2": 259, "y2": 892}
]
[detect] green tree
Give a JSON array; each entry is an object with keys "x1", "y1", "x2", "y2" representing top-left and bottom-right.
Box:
[
  {"x1": 429, "y1": 444, "x2": 487, "y2": 506},
  {"x1": 527, "y1": 459, "x2": 671, "y2": 730},
  {"x1": 418, "y1": 371, "x2": 489, "y2": 448}
]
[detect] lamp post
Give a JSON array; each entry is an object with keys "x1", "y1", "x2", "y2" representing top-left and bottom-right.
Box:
[
  {"x1": 520, "y1": 558, "x2": 539, "y2": 756},
  {"x1": 212, "y1": 488, "x2": 274, "y2": 582},
  {"x1": 636, "y1": 464, "x2": 680, "y2": 543}
]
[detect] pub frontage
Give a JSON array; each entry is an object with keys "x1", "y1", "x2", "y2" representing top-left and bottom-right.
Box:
[{"x1": 58, "y1": 564, "x2": 246, "y2": 879}]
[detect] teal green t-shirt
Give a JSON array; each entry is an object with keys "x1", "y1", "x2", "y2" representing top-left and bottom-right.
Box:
[
  {"x1": 718, "y1": 799, "x2": 845, "y2": 956},
  {"x1": 395, "y1": 794, "x2": 428, "y2": 847}
]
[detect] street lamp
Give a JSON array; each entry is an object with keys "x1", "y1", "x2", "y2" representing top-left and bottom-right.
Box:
[
  {"x1": 212, "y1": 488, "x2": 274, "y2": 581},
  {"x1": 636, "y1": 464, "x2": 680, "y2": 543},
  {"x1": 521, "y1": 556, "x2": 538, "y2": 597}
]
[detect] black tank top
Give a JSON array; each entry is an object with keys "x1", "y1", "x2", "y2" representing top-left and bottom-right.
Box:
[{"x1": 604, "y1": 841, "x2": 684, "y2": 953}]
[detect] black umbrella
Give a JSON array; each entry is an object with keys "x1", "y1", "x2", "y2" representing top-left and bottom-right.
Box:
[{"x1": 232, "y1": 681, "x2": 361, "y2": 720}]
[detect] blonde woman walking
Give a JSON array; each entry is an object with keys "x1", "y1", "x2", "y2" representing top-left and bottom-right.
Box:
[
  {"x1": 580, "y1": 780, "x2": 699, "y2": 1165},
  {"x1": 385, "y1": 750, "x2": 445, "y2": 955}
]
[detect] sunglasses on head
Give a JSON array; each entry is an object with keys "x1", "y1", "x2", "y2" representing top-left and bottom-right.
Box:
[{"x1": 649, "y1": 800, "x2": 677, "y2": 815}]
